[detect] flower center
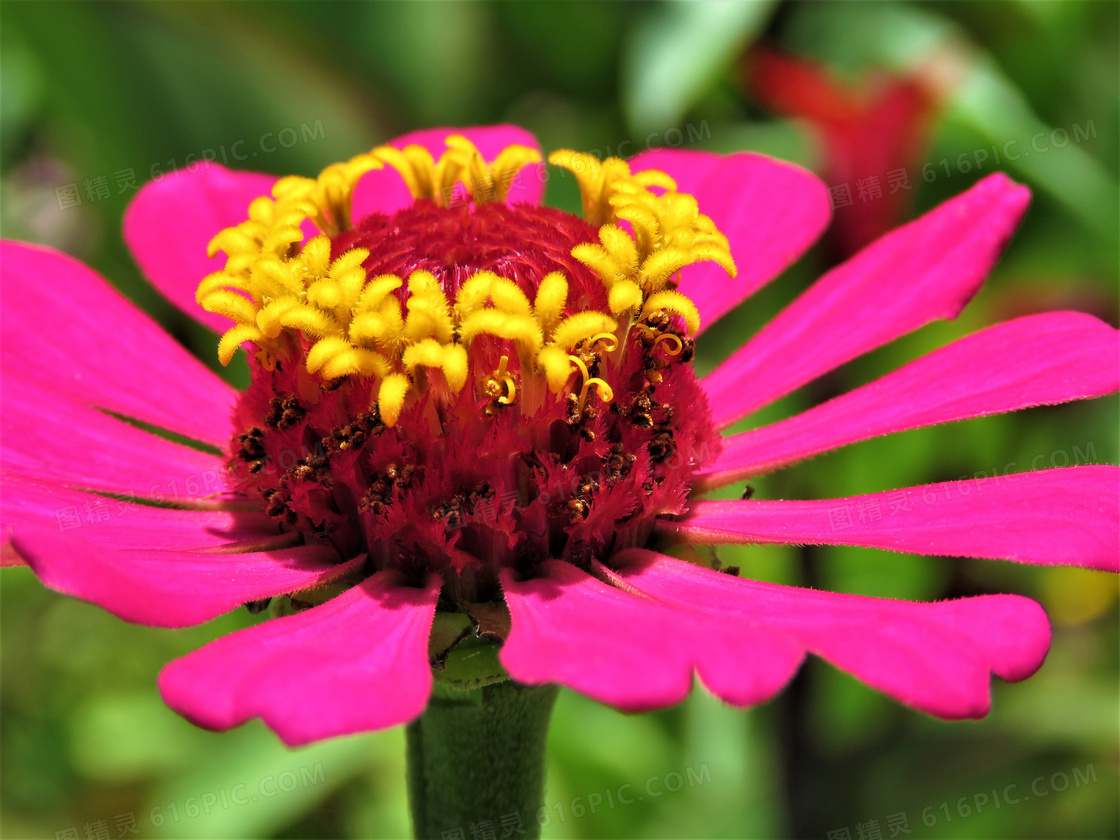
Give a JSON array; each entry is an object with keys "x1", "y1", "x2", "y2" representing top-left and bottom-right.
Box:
[{"x1": 199, "y1": 137, "x2": 734, "y2": 601}]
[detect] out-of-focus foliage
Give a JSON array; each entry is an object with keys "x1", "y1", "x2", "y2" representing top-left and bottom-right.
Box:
[{"x1": 1, "y1": 2, "x2": 1116, "y2": 838}]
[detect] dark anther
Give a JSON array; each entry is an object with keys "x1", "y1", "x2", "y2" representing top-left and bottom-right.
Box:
[
  {"x1": 428, "y1": 482, "x2": 492, "y2": 530},
  {"x1": 384, "y1": 462, "x2": 415, "y2": 487},
  {"x1": 566, "y1": 395, "x2": 599, "y2": 436},
  {"x1": 642, "y1": 311, "x2": 672, "y2": 333},
  {"x1": 429, "y1": 496, "x2": 464, "y2": 527},
  {"x1": 602, "y1": 444, "x2": 636, "y2": 485},
  {"x1": 291, "y1": 455, "x2": 333, "y2": 486},
  {"x1": 741, "y1": 485, "x2": 755, "y2": 500},
  {"x1": 562, "y1": 497, "x2": 591, "y2": 523},
  {"x1": 264, "y1": 488, "x2": 298, "y2": 525},
  {"x1": 360, "y1": 462, "x2": 416, "y2": 515},
  {"x1": 236, "y1": 427, "x2": 266, "y2": 461},
  {"x1": 265, "y1": 395, "x2": 307, "y2": 430},
  {"x1": 574, "y1": 346, "x2": 601, "y2": 379},
  {"x1": 556, "y1": 474, "x2": 599, "y2": 524},
  {"x1": 628, "y1": 391, "x2": 654, "y2": 428},
  {"x1": 235, "y1": 427, "x2": 268, "y2": 473},
  {"x1": 483, "y1": 377, "x2": 513, "y2": 415},
  {"x1": 245, "y1": 598, "x2": 272, "y2": 615},
  {"x1": 324, "y1": 410, "x2": 382, "y2": 453},
  {"x1": 648, "y1": 427, "x2": 676, "y2": 464},
  {"x1": 360, "y1": 478, "x2": 393, "y2": 515}
]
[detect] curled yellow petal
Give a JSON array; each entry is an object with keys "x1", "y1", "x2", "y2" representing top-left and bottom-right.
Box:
[
  {"x1": 550, "y1": 311, "x2": 617, "y2": 352},
  {"x1": 217, "y1": 323, "x2": 263, "y2": 366},
  {"x1": 608, "y1": 280, "x2": 644, "y2": 315},
  {"x1": 533, "y1": 271, "x2": 569, "y2": 335},
  {"x1": 641, "y1": 290, "x2": 700, "y2": 336},
  {"x1": 378, "y1": 372, "x2": 411, "y2": 426},
  {"x1": 537, "y1": 345, "x2": 575, "y2": 392}
]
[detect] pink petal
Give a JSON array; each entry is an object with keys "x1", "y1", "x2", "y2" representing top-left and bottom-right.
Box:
[
  {"x1": 2, "y1": 375, "x2": 226, "y2": 503},
  {"x1": 13, "y1": 524, "x2": 358, "y2": 629},
  {"x1": 0, "y1": 241, "x2": 236, "y2": 448},
  {"x1": 6, "y1": 480, "x2": 357, "y2": 628},
  {"x1": 923, "y1": 595, "x2": 1051, "y2": 682},
  {"x1": 698, "y1": 312, "x2": 1120, "y2": 488},
  {"x1": 159, "y1": 572, "x2": 439, "y2": 745},
  {"x1": 350, "y1": 167, "x2": 422, "y2": 223},
  {"x1": 688, "y1": 623, "x2": 806, "y2": 709},
  {"x1": 500, "y1": 562, "x2": 804, "y2": 711},
  {"x1": 2, "y1": 475, "x2": 270, "y2": 551},
  {"x1": 629, "y1": 149, "x2": 831, "y2": 333},
  {"x1": 389, "y1": 124, "x2": 545, "y2": 206},
  {"x1": 611, "y1": 550, "x2": 1050, "y2": 719},
  {"x1": 664, "y1": 466, "x2": 1120, "y2": 571},
  {"x1": 500, "y1": 562, "x2": 694, "y2": 711},
  {"x1": 701, "y1": 173, "x2": 1031, "y2": 429},
  {"x1": 123, "y1": 165, "x2": 278, "y2": 333}
]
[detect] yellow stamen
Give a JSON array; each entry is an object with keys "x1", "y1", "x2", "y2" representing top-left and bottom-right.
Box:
[
  {"x1": 567, "y1": 355, "x2": 614, "y2": 411},
  {"x1": 198, "y1": 137, "x2": 731, "y2": 427},
  {"x1": 556, "y1": 152, "x2": 736, "y2": 338},
  {"x1": 491, "y1": 355, "x2": 518, "y2": 405},
  {"x1": 641, "y1": 290, "x2": 701, "y2": 336},
  {"x1": 374, "y1": 135, "x2": 541, "y2": 207},
  {"x1": 587, "y1": 332, "x2": 619, "y2": 353},
  {"x1": 653, "y1": 333, "x2": 684, "y2": 356},
  {"x1": 550, "y1": 312, "x2": 617, "y2": 352}
]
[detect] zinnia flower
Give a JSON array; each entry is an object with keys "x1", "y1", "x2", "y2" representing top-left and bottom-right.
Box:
[
  {"x1": 3, "y1": 124, "x2": 1117, "y2": 751},
  {"x1": 746, "y1": 46, "x2": 946, "y2": 257}
]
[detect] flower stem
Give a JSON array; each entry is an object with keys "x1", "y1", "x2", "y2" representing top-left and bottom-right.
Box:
[{"x1": 406, "y1": 681, "x2": 558, "y2": 840}]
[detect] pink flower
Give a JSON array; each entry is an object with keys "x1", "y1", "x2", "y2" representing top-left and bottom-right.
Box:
[
  {"x1": 746, "y1": 46, "x2": 946, "y2": 257},
  {"x1": 2, "y1": 125, "x2": 1117, "y2": 747}
]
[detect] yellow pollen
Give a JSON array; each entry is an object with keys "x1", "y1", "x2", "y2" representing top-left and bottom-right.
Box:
[{"x1": 198, "y1": 138, "x2": 734, "y2": 426}]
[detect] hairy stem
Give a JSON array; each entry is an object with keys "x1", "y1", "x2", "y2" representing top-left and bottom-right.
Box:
[{"x1": 406, "y1": 681, "x2": 558, "y2": 840}]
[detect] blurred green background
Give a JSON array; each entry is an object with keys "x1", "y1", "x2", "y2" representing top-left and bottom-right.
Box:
[{"x1": 1, "y1": 1, "x2": 1117, "y2": 838}]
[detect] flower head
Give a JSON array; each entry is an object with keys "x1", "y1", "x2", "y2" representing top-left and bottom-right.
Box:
[
  {"x1": 3, "y1": 125, "x2": 1117, "y2": 746},
  {"x1": 197, "y1": 136, "x2": 729, "y2": 605}
]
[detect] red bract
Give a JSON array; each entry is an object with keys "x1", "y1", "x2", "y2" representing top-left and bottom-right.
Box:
[{"x1": 2, "y1": 125, "x2": 1116, "y2": 747}]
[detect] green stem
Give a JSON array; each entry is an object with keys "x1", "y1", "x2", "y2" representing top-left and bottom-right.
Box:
[{"x1": 406, "y1": 681, "x2": 558, "y2": 840}]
